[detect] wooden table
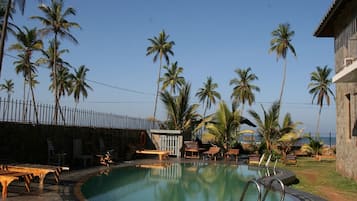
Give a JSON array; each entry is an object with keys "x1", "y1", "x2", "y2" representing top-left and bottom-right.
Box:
[
  {"x1": 4, "y1": 164, "x2": 69, "y2": 188},
  {"x1": 136, "y1": 150, "x2": 170, "y2": 160},
  {"x1": 0, "y1": 170, "x2": 33, "y2": 200}
]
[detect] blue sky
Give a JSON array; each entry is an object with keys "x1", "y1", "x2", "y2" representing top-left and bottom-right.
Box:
[{"x1": 1, "y1": 0, "x2": 336, "y2": 136}]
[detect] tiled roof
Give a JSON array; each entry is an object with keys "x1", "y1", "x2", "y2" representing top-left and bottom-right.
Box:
[{"x1": 314, "y1": 0, "x2": 343, "y2": 37}]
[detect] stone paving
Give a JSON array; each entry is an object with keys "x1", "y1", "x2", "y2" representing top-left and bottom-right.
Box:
[{"x1": 3, "y1": 158, "x2": 326, "y2": 201}]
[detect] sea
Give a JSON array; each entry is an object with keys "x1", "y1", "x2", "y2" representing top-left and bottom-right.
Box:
[
  {"x1": 296, "y1": 136, "x2": 336, "y2": 147},
  {"x1": 238, "y1": 134, "x2": 336, "y2": 147}
]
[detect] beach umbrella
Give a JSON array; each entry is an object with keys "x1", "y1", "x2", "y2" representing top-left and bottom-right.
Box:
[{"x1": 238, "y1": 129, "x2": 255, "y2": 134}]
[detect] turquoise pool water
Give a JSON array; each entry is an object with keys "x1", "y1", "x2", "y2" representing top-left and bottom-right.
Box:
[{"x1": 81, "y1": 162, "x2": 295, "y2": 201}]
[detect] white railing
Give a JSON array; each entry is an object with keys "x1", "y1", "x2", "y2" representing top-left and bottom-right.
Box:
[{"x1": 0, "y1": 97, "x2": 159, "y2": 130}]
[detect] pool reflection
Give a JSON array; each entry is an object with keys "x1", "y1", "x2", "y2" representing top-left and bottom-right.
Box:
[{"x1": 81, "y1": 162, "x2": 289, "y2": 201}]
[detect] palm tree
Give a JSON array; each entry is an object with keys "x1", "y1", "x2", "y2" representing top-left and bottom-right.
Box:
[
  {"x1": 160, "y1": 61, "x2": 185, "y2": 95},
  {"x1": 31, "y1": 0, "x2": 80, "y2": 123},
  {"x1": 160, "y1": 83, "x2": 199, "y2": 134},
  {"x1": 69, "y1": 65, "x2": 92, "y2": 123},
  {"x1": 146, "y1": 30, "x2": 175, "y2": 125},
  {"x1": 308, "y1": 65, "x2": 335, "y2": 138},
  {"x1": 0, "y1": 78, "x2": 14, "y2": 118},
  {"x1": 248, "y1": 101, "x2": 281, "y2": 152},
  {"x1": 205, "y1": 101, "x2": 241, "y2": 149},
  {"x1": 269, "y1": 23, "x2": 296, "y2": 105},
  {"x1": 277, "y1": 113, "x2": 302, "y2": 161},
  {"x1": 9, "y1": 26, "x2": 42, "y2": 124},
  {"x1": 0, "y1": 79, "x2": 14, "y2": 100},
  {"x1": 50, "y1": 66, "x2": 71, "y2": 99},
  {"x1": 0, "y1": 0, "x2": 25, "y2": 78},
  {"x1": 0, "y1": 3, "x2": 20, "y2": 38},
  {"x1": 196, "y1": 76, "x2": 221, "y2": 119},
  {"x1": 37, "y1": 39, "x2": 71, "y2": 71},
  {"x1": 229, "y1": 67, "x2": 260, "y2": 114}
]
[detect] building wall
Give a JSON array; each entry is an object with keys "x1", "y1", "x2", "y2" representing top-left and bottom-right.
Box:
[
  {"x1": 333, "y1": 6, "x2": 357, "y2": 181},
  {"x1": 335, "y1": 83, "x2": 357, "y2": 181},
  {"x1": 0, "y1": 122, "x2": 151, "y2": 168}
]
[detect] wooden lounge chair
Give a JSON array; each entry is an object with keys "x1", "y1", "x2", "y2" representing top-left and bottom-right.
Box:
[
  {"x1": 184, "y1": 141, "x2": 200, "y2": 159},
  {"x1": 224, "y1": 149, "x2": 239, "y2": 162},
  {"x1": 3, "y1": 164, "x2": 69, "y2": 188},
  {"x1": 135, "y1": 149, "x2": 170, "y2": 160},
  {"x1": 202, "y1": 146, "x2": 220, "y2": 161},
  {"x1": 285, "y1": 154, "x2": 297, "y2": 166},
  {"x1": 248, "y1": 153, "x2": 265, "y2": 166},
  {"x1": 0, "y1": 170, "x2": 33, "y2": 200}
]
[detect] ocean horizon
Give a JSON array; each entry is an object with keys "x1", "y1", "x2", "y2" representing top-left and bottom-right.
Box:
[{"x1": 238, "y1": 134, "x2": 336, "y2": 146}]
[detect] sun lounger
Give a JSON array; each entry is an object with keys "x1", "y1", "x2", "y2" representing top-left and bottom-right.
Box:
[
  {"x1": 0, "y1": 170, "x2": 33, "y2": 200},
  {"x1": 316, "y1": 154, "x2": 336, "y2": 161},
  {"x1": 184, "y1": 141, "x2": 200, "y2": 159},
  {"x1": 202, "y1": 146, "x2": 220, "y2": 161},
  {"x1": 224, "y1": 149, "x2": 239, "y2": 162},
  {"x1": 135, "y1": 149, "x2": 170, "y2": 160},
  {"x1": 2, "y1": 164, "x2": 69, "y2": 188},
  {"x1": 248, "y1": 153, "x2": 265, "y2": 166},
  {"x1": 285, "y1": 154, "x2": 297, "y2": 166}
]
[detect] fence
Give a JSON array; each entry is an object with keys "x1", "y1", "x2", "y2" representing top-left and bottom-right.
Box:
[{"x1": 0, "y1": 97, "x2": 158, "y2": 130}]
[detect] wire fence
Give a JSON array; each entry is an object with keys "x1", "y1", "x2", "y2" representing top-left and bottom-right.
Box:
[{"x1": 0, "y1": 97, "x2": 158, "y2": 130}]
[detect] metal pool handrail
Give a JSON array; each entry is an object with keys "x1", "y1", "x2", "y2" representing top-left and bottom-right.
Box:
[
  {"x1": 262, "y1": 177, "x2": 285, "y2": 201},
  {"x1": 240, "y1": 178, "x2": 262, "y2": 201}
]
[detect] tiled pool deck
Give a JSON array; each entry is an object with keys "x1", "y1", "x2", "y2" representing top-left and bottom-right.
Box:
[{"x1": 3, "y1": 158, "x2": 326, "y2": 201}]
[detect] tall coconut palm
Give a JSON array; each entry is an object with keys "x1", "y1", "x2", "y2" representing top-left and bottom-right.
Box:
[
  {"x1": 269, "y1": 23, "x2": 296, "y2": 105},
  {"x1": 160, "y1": 61, "x2": 185, "y2": 95},
  {"x1": 31, "y1": 0, "x2": 80, "y2": 124},
  {"x1": 160, "y1": 83, "x2": 199, "y2": 134},
  {"x1": 69, "y1": 65, "x2": 92, "y2": 123},
  {"x1": 9, "y1": 27, "x2": 42, "y2": 124},
  {"x1": 196, "y1": 76, "x2": 221, "y2": 119},
  {"x1": 50, "y1": 66, "x2": 71, "y2": 99},
  {"x1": 0, "y1": 78, "x2": 14, "y2": 118},
  {"x1": 229, "y1": 67, "x2": 260, "y2": 114},
  {"x1": 37, "y1": 39, "x2": 71, "y2": 71},
  {"x1": 0, "y1": 3, "x2": 20, "y2": 38},
  {"x1": 146, "y1": 30, "x2": 175, "y2": 125},
  {"x1": 248, "y1": 101, "x2": 281, "y2": 152},
  {"x1": 0, "y1": 0, "x2": 25, "y2": 78},
  {"x1": 308, "y1": 65, "x2": 335, "y2": 139},
  {"x1": 205, "y1": 101, "x2": 241, "y2": 149},
  {"x1": 0, "y1": 79, "x2": 14, "y2": 100}
]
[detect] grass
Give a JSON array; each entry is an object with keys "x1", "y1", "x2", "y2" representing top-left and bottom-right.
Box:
[{"x1": 278, "y1": 157, "x2": 357, "y2": 200}]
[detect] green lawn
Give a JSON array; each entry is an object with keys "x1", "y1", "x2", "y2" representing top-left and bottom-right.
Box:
[{"x1": 279, "y1": 157, "x2": 357, "y2": 200}]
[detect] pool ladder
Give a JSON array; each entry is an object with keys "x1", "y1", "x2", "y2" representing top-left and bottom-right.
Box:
[{"x1": 239, "y1": 177, "x2": 285, "y2": 201}]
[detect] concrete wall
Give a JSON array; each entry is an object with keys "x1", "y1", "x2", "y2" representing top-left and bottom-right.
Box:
[
  {"x1": 335, "y1": 83, "x2": 357, "y2": 181},
  {"x1": 0, "y1": 122, "x2": 152, "y2": 169}
]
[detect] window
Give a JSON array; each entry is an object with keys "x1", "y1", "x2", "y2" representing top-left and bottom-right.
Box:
[{"x1": 346, "y1": 94, "x2": 351, "y2": 139}]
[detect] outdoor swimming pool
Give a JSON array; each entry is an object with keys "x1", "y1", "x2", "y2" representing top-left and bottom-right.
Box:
[{"x1": 81, "y1": 162, "x2": 296, "y2": 201}]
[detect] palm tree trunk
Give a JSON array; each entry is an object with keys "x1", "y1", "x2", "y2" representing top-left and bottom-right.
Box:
[
  {"x1": 53, "y1": 34, "x2": 59, "y2": 124},
  {"x1": 316, "y1": 106, "x2": 322, "y2": 140},
  {"x1": 29, "y1": 80, "x2": 39, "y2": 125},
  {"x1": 152, "y1": 58, "x2": 162, "y2": 128},
  {"x1": 22, "y1": 79, "x2": 26, "y2": 121},
  {"x1": 279, "y1": 59, "x2": 287, "y2": 106},
  {"x1": 0, "y1": 0, "x2": 12, "y2": 78},
  {"x1": 73, "y1": 102, "x2": 78, "y2": 125},
  {"x1": 58, "y1": 101, "x2": 66, "y2": 125}
]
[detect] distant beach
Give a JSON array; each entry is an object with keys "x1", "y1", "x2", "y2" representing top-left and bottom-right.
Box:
[
  {"x1": 238, "y1": 134, "x2": 336, "y2": 147},
  {"x1": 296, "y1": 136, "x2": 336, "y2": 147}
]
